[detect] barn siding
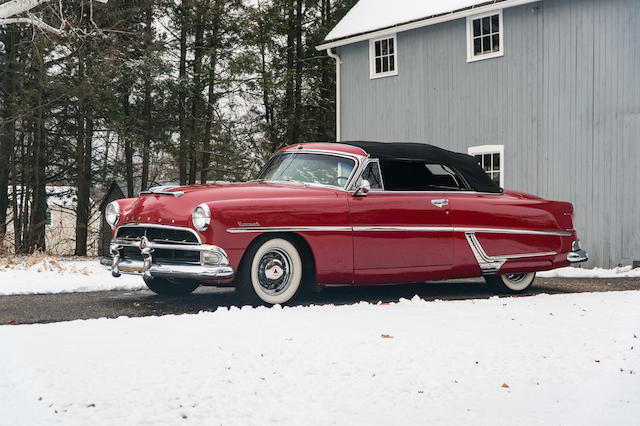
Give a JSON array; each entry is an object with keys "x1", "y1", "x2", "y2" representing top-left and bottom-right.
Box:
[{"x1": 337, "y1": 0, "x2": 640, "y2": 267}]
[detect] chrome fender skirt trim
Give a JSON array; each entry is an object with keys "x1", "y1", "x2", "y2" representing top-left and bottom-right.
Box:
[{"x1": 464, "y1": 232, "x2": 557, "y2": 275}]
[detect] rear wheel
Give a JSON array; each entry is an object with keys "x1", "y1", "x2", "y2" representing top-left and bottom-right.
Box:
[
  {"x1": 143, "y1": 276, "x2": 199, "y2": 296},
  {"x1": 237, "y1": 237, "x2": 304, "y2": 305},
  {"x1": 485, "y1": 272, "x2": 536, "y2": 293}
]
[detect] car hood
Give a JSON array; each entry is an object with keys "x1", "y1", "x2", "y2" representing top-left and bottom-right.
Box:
[{"x1": 119, "y1": 181, "x2": 341, "y2": 228}]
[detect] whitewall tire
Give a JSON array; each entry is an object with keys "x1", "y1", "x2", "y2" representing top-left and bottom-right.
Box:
[
  {"x1": 485, "y1": 272, "x2": 536, "y2": 293},
  {"x1": 238, "y1": 237, "x2": 304, "y2": 305}
]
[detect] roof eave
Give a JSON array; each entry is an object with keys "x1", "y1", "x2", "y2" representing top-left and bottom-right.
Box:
[{"x1": 316, "y1": 0, "x2": 538, "y2": 51}]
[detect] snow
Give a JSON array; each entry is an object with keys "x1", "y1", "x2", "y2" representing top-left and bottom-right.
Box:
[
  {"x1": 0, "y1": 254, "x2": 639, "y2": 296},
  {"x1": 1, "y1": 291, "x2": 639, "y2": 425},
  {"x1": 538, "y1": 265, "x2": 640, "y2": 279},
  {"x1": 0, "y1": 255, "x2": 145, "y2": 295},
  {"x1": 325, "y1": 0, "x2": 498, "y2": 41}
]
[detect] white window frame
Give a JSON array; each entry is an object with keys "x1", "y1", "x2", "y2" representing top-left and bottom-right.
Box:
[
  {"x1": 369, "y1": 34, "x2": 398, "y2": 79},
  {"x1": 466, "y1": 9, "x2": 504, "y2": 63},
  {"x1": 468, "y1": 144, "x2": 504, "y2": 187}
]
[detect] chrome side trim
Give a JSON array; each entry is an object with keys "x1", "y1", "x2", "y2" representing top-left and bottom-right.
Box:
[
  {"x1": 225, "y1": 225, "x2": 571, "y2": 236},
  {"x1": 464, "y1": 232, "x2": 557, "y2": 275},
  {"x1": 115, "y1": 223, "x2": 202, "y2": 243},
  {"x1": 455, "y1": 227, "x2": 572, "y2": 236},
  {"x1": 226, "y1": 226, "x2": 352, "y2": 233},
  {"x1": 353, "y1": 226, "x2": 454, "y2": 232}
]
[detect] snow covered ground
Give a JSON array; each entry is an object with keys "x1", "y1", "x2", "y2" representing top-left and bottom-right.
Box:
[
  {"x1": 0, "y1": 255, "x2": 145, "y2": 295},
  {"x1": 1, "y1": 291, "x2": 638, "y2": 425},
  {"x1": 0, "y1": 255, "x2": 639, "y2": 296}
]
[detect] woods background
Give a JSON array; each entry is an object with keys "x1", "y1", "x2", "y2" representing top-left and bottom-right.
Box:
[{"x1": 0, "y1": 0, "x2": 356, "y2": 255}]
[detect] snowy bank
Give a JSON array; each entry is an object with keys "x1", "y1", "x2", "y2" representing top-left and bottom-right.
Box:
[
  {"x1": 538, "y1": 265, "x2": 640, "y2": 279},
  {"x1": 0, "y1": 255, "x2": 144, "y2": 295},
  {"x1": 1, "y1": 291, "x2": 639, "y2": 425}
]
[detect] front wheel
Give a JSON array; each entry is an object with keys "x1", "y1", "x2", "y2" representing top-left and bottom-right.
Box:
[
  {"x1": 237, "y1": 237, "x2": 304, "y2": 305},
  {"x1": 485, "y1": 272, "x2": 536, "y2": 293},
  {"x1": 143, "y1": 276, "x2": 199, "y2": 296}
]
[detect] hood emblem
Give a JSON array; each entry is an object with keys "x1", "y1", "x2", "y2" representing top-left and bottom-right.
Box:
[{"x1": 238, "y1": 221, "x2": 261, "y2": 227}]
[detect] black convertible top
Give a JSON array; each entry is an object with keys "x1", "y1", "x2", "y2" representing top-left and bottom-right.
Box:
[{"x1": 345, "y1": 141, "x2": 502, "y2": 193}]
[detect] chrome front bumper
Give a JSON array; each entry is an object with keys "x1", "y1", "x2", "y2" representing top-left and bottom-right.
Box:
[
  {"x1": 567, "y1": 240, "x2": 589, "y2": 263},
  {"x1": 104, "y1": 238, "x2": 234, "y2": 281}
]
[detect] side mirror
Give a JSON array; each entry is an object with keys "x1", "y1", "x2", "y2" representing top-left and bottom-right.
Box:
[{"x1": 353, "y1": 179, "x2": 370, "y2": 197}]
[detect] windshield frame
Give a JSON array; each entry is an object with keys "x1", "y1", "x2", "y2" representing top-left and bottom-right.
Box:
[{"x1": 255, "y1": 149, "x2": 364, "y2": 191}]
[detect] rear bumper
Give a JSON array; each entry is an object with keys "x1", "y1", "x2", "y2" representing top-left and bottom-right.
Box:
[
  {"x1": 104, "y1": 238, "x2": 235, "y2": 281},
  {"x1": 567, "y1": 240, "x2": 588, "y2": 263}
]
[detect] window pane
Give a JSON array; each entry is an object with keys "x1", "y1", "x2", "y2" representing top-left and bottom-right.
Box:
[
  {"x1": 482, "y1": 17, "x2": 490, "y2": 35},
  {"x1": 473, "y1": 19, "x2": 481, "y2": 37},
  {"x1": 492, "y1": 34, "x2": 500, "y2": 51},
  {"x1": 382, "y1": 56, "x2": 389, "y2": 72},
  {"x1": 381, "y1": 39, "x2": 388, "y2": 55},
  {"x1": 492, "y1": 153, "x2": 500, "y2": 169},
  {"x1": 389, "y1": 38, "x2": 394, "y2": 54},
  {"x1": 389, "y1": 55, "x2": 395, "y2": 71},
  {"x1": 475, "y1": 154, "x2": 482, "y2": 166},
  {"x1": 473, "y1": 38, "x2": 481, "y2": 55},
  {"x1": 482, "y1": 36, "x2": 491, "y2": 52},
  {"x1": 491, "y1": 14, "x2": 499, "y2": 32},
  {"x1": 376, "y1": 58, "x2": 381, "y2": 73},
  {"x1": 483, "y1": 154, "x2": 491, "y2": 170},
  {"x1": 491, "y1": 173, "x2": 500, "y2": 184},
  {"x1": 375, "y1": 41, "x2": 381, "y2": 57}
]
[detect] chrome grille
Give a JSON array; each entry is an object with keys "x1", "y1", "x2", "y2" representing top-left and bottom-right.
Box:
[{"x1": 116, "y1": 225, "x2": 199, "y2": 244}]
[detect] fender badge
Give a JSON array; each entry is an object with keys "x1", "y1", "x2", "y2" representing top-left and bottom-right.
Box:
[{"x1": 237, "y1": 221, "x2": 261, "y2": 227}]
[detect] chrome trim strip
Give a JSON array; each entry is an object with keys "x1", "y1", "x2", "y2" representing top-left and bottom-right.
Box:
[
  {"x1": 464, "y1": 232, "x2": 557, "y2": 275},
  {"x1": 225, "y1": 225, "x2": 571, "y2": 236},
  {"x1": 226, "y1": 226, "x2": 352, "y2": 233},
  {"x1": 455, "y1": 227, "x2": 572, "y2": 236},
  {"x1": 115, "y1": 223, "x2": 202, "y2": 243},
  {"x1": 353, "y1": 226, "x2": 454, "y2": 232}
]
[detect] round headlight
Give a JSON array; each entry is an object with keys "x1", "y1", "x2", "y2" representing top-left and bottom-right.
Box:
[
  {"x1": 105, "y1": 201, "x2": 120, "y2": 228},
  {"x1": 192, "y1": 203, "x2": 211, "y2": 231}
]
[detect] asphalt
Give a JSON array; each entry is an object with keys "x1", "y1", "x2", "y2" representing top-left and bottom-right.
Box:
[{"x1": 1, "y1": 277, "x2": 639, "y2": 325}]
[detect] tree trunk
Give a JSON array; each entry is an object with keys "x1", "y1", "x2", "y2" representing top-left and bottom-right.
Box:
[
  {"x1": 122, "y1": 87, "x2": 134, "y2": 197},
  {"x1": 283, "y1": 0, "x2": 296, "y2": 147},
  {"x1": 178, "y1": 1, "x2": 188, "y2": 185},
  {"x1": 0, "y1": 26, "x2": 17, "y2": 244},
  {"x1": 188, "y1": 1, "x2": 207, "y2": 184},
  {"x1": 201, "y1": 1, "x2": 221, "y2": 184},
  {"x1": 74, "y1": 56, "x2": 88, "y2": 256},
  {"x1": 141, "y1": 0, "x2": 153, "y2": 191},
  {"x1": 27, "y1": 47, "x2": 47, "y2": 253},
  {"x1": 293, "y1": 0, "x2": 303, "y2": 145}
]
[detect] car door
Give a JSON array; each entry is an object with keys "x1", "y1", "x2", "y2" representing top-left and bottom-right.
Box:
[{"x1": 348, "y1": 159, "x2": 454, "y2": 275}]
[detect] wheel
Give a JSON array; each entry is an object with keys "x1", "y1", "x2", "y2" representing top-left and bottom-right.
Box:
[
  {"x1": 237, "y1": 237, "x2": 304, "y2": 305},
  {"x1": 143, "y1": 276, "x2": 199, "y2": 296},
  {"x1": 484, "y1": 272, "x2": 536, "y2": 293}
]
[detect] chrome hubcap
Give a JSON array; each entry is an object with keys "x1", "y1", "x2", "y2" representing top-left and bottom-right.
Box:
[
  {"x1": 505, "y1": 274, "x2": 527, "y2": 283},
  {"x1": 257, "y1": 248, "x2": 292, "y2": 295}
]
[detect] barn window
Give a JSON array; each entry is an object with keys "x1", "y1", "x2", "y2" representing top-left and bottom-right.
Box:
[
  {"x1": 466, "y1": 10, "x2": 503, "y2": 62},
  {"x1": 369, "y1": 34, "x2": 398, "y2": 79},
  {"x1": 468, "y1": 145, "x2": 504, "y2": 187},
  {"x1": 46, "y1": 210, "x2": 52, "y2": 226}
]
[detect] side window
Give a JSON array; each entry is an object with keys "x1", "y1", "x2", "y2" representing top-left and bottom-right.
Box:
[
  {"x1": 380, "y1": 160, "x2": 467, "y2": 191},
  {"x1": 356, "y1": 160, "x2": 383, "y2": 190}
]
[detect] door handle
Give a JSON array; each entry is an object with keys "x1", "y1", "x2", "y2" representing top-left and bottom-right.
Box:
[{"x1": 431, "y1": 199, "x2": 448, "y2": 208}]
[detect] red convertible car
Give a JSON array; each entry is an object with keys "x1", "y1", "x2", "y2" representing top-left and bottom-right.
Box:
[{"x1": 102, "y1": 141, "x2": 587, "y2": 305}]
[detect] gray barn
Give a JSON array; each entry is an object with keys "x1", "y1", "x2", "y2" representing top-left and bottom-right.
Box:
[{"x1": 317, "y1": 0, "x2": 640, "y2": 268}]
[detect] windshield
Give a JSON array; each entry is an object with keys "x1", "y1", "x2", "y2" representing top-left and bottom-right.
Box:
[{"x1": 257, "y1": 153, "x2": 356, "y2": 188}]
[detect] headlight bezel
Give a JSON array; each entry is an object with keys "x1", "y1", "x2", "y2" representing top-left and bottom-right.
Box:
[
  {"x1": 105, "y1": 201, "x2": 120, "y2": 229},
  {"x1": 192, "y1": 203, "x2": 211, "y2": 231}
]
